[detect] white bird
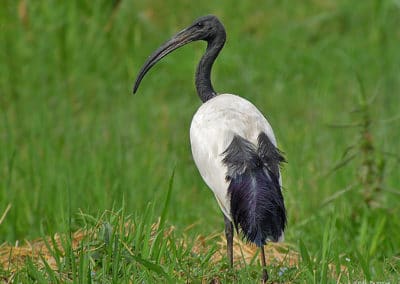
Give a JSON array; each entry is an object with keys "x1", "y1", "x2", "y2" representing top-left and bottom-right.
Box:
[{"x1": 133, "y1": 15, "x2": 286, "y2": 282}]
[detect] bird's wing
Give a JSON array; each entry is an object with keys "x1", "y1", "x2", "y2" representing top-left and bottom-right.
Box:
[{"x1": 190, "y1": 94, "x2": 280, "y2": 220}]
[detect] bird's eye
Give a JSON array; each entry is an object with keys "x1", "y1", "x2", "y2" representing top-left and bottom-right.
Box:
[{"x1": 197, "y1": 22, "x2": 204, "y2": 28}]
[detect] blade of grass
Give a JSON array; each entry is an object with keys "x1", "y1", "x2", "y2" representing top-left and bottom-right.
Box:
[
  {"x1": 159, "y1": 168, "x2": 175, "y2": 230},
  {"x1": 122, "y1": 240, "x2": 170, "y2": 280},
  {"x1": 25, "y1": 258, "x2": 47, "y2": 283},
  {"x1": 355, "y1": 249, "x2": 371, "y2": 281},
  {"x1": 369, "y1": 216, "x2": 386, "y2": 257},
  {"x1": 39, "y1": 254, "x2": 58, "y2": 283},
  {"x1": 299, "y1": 239, "x2": 313, "y2": 276}
]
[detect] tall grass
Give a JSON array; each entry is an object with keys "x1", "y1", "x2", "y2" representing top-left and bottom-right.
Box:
[{"x1": 1, "y1": 0, "x2": 400, "y2": 282}]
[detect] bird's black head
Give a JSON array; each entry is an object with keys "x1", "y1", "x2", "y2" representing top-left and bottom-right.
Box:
[
  {"x1": 185, "y1": 15, "x2": 226, "y2": 42},
  {"x1": 133, "y1": 15, "x2": 226, "y2": 94}
]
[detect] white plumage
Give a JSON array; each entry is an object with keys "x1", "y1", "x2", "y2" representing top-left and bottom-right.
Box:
[{"x1": 190, "y1": 94, "x2": 278, "y2": 220}]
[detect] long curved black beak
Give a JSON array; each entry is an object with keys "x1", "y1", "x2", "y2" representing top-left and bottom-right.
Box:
[{"x1": 133, "y1": 27, "x2": 197, "y2": 94}]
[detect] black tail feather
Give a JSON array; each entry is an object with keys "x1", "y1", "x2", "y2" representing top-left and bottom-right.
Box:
[{"x1": 222, "y1": 133, "x2": 286, "y2": 246}]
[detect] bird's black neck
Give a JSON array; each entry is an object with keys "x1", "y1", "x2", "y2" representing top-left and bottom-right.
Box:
[{"x1": 195, "y1": 33, "x2": 226, "y2": 103}]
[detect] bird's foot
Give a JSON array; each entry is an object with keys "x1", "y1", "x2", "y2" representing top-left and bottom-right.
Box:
[{"x1": 261, "y1": 268, "x2": 269, "y2": 283}]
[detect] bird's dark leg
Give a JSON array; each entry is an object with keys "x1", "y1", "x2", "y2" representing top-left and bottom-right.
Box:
[
  {"x1": 260, "y1": 245, "x2": 269, "y2": 283},
  {"x1": 223, "y1": 215, "x2": 233, "y2": 267}
]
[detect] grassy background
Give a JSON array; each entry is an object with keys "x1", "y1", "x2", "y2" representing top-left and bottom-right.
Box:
[{"x1": 1, "y1": 0, "x2": 399, "y2": 282}]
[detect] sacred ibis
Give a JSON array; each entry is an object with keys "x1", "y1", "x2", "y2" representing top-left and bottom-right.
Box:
[{"x1": 133, "y1": 15, "x2": 286, "y2": 282}]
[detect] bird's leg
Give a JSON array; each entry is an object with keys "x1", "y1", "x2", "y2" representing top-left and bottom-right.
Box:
[
  {"x1": 223, "y1": 215, "x2": 233, "y2": 267},
  {"x1": 260, "y1": 245, "x2": 269, "y2": 283}
]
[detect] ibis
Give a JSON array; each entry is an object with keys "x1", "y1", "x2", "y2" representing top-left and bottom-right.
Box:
[{"x1": 133, "y1": 15, "x2": 286, "y2": 282}]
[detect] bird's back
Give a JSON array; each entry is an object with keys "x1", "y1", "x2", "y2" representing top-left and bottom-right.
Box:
[{"x1": 189, "y1": 94, "x2": 282, "y2": 224}]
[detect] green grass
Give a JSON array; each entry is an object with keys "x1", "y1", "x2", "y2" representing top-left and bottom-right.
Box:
[{"x1": 1, "y1": 0, "x2": 400, "y2": 282}]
